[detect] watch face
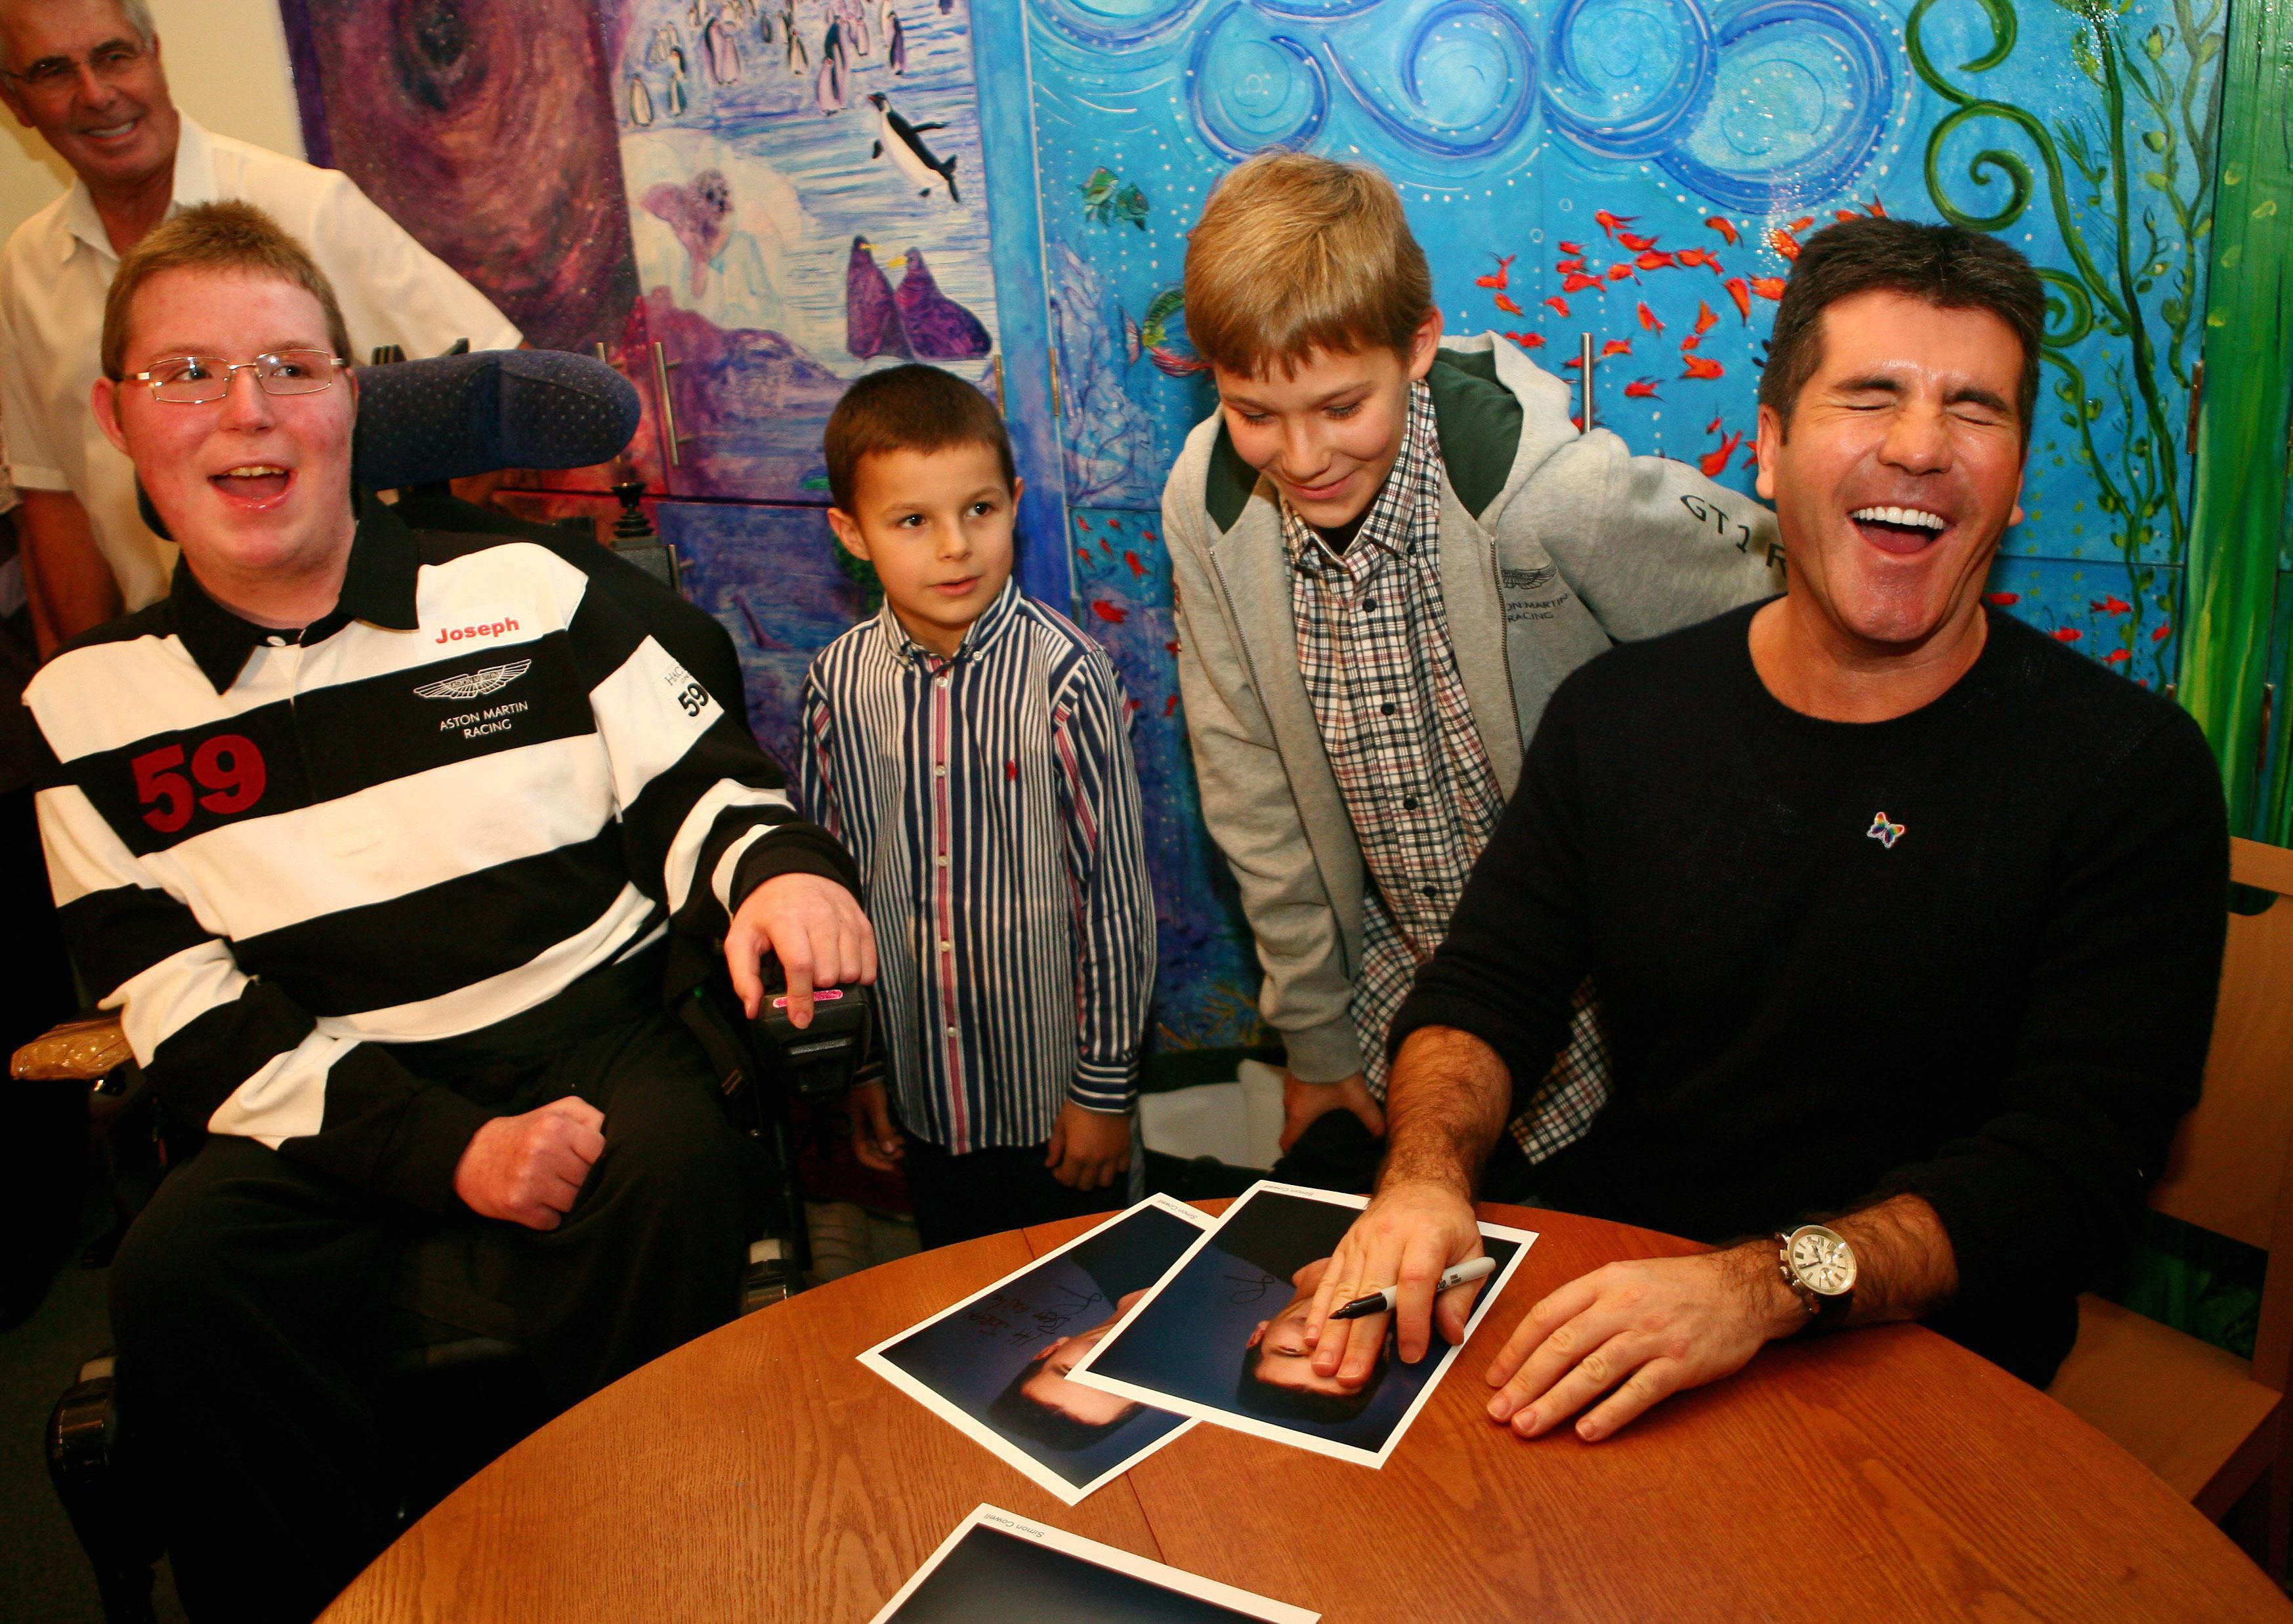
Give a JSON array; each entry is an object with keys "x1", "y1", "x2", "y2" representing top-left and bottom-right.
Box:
[{"x1": 1788, "y1": 1227, "x2": 1857, "y2": 1296}]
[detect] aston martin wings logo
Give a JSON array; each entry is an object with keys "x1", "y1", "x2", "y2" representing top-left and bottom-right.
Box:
[{"x1": 413, "y1": 660, "x2": 532, "y2": 701}]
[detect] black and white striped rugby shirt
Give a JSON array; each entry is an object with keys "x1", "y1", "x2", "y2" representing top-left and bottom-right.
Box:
[{"x1": 28, "y1": 498, "x2": 852, "y2": 1211}]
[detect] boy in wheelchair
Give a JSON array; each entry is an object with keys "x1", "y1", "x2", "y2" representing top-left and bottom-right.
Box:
[{"x1": 24, "y1": 200, "x2": 873, "y2": 1623}]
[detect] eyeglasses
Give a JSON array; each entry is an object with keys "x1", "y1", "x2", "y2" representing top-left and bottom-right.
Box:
[
  {"x1": 3, "y1": 37, "x2": 149, "y2": 98},
  {"x1": 125, "y1": 351, "x2": 350, "y2": 406}
]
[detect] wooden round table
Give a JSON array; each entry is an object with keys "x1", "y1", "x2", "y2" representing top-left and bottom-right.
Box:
[{"x1": 322, "y1": 1203, "x2": 2290, "y2": 1621}]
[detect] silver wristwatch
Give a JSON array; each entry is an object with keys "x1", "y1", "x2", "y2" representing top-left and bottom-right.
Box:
[{"x1": 1775, "y1": 1224, "x2": 1857, "y2": 1331}]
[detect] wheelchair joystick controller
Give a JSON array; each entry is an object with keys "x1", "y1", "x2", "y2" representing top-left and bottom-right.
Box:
[{"x1": 749, "y1": 962, "x2": 873, "y2": 1100}]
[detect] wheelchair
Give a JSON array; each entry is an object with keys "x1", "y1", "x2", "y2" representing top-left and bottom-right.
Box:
[{"x1": 16, "y1": 349, "x2": 861, "y2": 1624}]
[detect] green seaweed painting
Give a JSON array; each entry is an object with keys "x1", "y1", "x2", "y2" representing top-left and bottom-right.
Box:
[{"x1": 1908, "y1": 0, "x2": 2221, "y2": 688}]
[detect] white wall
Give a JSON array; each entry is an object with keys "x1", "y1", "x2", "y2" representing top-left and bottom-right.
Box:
[{"x1": 0, "y1": 0, "x2": 301, "y2": 240}]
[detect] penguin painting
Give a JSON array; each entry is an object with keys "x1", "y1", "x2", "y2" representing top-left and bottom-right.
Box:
[
  {"x1": 867, "y1": 93, "x2": 959, "y2": 203},
  {"x1": 846, "y1": 237, "x2": 912, "y2": 360},
  {"x1": 887, "y1": 10, "x2": 907, "y2": 73},
  {"x1": 815, "y1": 18, "x2": 849, "y2": 113},
  {"x1": 892, "y1": 247, "x2": 990, "y2": 360}
]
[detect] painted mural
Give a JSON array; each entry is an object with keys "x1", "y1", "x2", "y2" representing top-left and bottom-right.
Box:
[
  {"x1": 1024, "y1": 0, "x2": 2220, "y2": 690},
  {"x1": 282, "y1": 0, "x2": 640, "y2": 354},
  {"x1": 282, "y1": 0, "x2": 2227, "y2": 1064},
  {"x1": 600, "y1": 0, "x2": 1005, "y2": 499}
]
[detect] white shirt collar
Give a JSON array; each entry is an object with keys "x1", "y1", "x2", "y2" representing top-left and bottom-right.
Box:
[{"x1": 56, "y1": 110, "x2": 210, "y2": 264}]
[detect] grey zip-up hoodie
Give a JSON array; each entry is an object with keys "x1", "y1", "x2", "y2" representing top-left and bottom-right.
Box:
[{"x1": 1164, "y1": 332, "x2": 1784, "y2": 1081}]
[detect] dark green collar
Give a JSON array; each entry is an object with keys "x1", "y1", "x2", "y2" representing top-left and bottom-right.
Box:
[{"x1": 1203, "y1": 350, "x2": 1526, "y2": 535}]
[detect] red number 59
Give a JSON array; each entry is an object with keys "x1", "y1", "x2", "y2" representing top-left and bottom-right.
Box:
[{"x1": 132, "y1": 735, "x2": 267, "y2": 833}]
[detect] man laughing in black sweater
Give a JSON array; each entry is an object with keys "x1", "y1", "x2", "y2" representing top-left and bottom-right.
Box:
[{"x1": 1295, "y1": 216, "x2": 2227, "y2": 1441}]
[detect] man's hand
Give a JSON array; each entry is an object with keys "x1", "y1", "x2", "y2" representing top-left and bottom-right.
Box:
[
  {"x1": 452, "y1": 1096, "x2": 606, "y2": 1230},
  {"x1": 1301, "y1": 1176, "x2": 1486, "y2": 1390},
  {"x1": 1483, "y1": 1243, "x2": 1806, "y2": 1443},
  {"x1": 727, "y1": 871, "x2": 876, "y2": 1026},
  {"x1": 1046, "y1": 1100, "x2": 1130, "y2": 1192},
  {"x1": 849, "y1": 1080, "x2": 904, "y2": 1172},
  {"x1": 1280, "y1": 1070, "x2": 1386, "y2": 1153},
  {"x1": 16, "y1": 489, "x2": 121, "y2": 657}
]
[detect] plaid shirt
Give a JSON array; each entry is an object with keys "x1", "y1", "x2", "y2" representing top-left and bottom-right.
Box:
[{"x1": 1281, "y1": 379, "x2": 1607, "y2": 1164}]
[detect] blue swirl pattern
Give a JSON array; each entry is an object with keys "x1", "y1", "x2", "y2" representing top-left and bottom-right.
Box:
[{"x1": 1062, "y1": 0, "x2": 1898, "y2": 207}]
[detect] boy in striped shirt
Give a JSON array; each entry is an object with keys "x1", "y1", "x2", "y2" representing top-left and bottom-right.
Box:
[{"x1": 799, "y1": 365, "x2": 1156, "y2": 1248}]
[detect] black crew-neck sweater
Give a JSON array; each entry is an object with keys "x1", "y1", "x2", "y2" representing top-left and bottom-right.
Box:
[{"x1": 1392, "y1": 602, "x2": 2228, "y2": 1383}]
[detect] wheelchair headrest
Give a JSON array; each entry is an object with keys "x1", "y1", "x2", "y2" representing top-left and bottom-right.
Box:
[
  {"x1": 352, "y1": 349, "x2": 641, "y2": 488},
  {"x1": 136, "y1": 350, "x2": 642, "y2": 541}
]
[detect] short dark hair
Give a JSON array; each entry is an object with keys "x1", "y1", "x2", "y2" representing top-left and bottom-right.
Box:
[
  {"x1": 1758, "y1": 217, "x2": 2046, "y2": 449},
  {"x1": 1235, "y1": 1339, "x2": 1385, "y2": 1426},
  {"x1": 822, "y1": 364, "x2": 1015, "y2": 511}
]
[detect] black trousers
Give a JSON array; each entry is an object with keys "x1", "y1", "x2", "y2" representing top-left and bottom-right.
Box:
[
  {"x1": 109, "y1": 976, "x2": 761, "y2": 1624},
  {"x1": 898, "y1": 1129, "x2": 1120, "y2": 1250}
]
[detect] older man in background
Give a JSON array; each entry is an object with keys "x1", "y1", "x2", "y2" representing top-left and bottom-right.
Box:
[{"x1": 0, "y1": 0, "x2": 520, "y2": 653}]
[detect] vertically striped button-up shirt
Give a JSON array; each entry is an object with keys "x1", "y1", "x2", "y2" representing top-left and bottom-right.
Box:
[{"x1": 798, "y1": 580, "x2": 1156, "y2": 1154}]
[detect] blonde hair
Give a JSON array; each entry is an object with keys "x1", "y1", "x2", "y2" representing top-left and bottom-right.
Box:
[
  {"x1": 1182, "y1": 150, "x2": 1433, "y2": 379},
  {"x1": 101, "y1": 199, "x2": 354, "y2": 379}
]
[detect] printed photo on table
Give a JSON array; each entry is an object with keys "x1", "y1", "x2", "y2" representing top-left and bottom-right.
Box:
[
  {"x1": 1068, "y1": 1182, "x2": 1534, "y2": 1467},
  {"x1": 858, "y1": 1195, "x2": 1211, "y2": 1503},
  {"x1": 870, "y1": 1505, "x2": 1319, "y2": 1624}
]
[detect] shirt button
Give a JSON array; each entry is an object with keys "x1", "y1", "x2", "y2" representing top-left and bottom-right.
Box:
[
  {"x1": 1402, "y1": 795, "x2": 1420, "y2": 810},
  {"x1": 1422, "y1": 885, "x2": 1439, "y2": 899},
  {"x1": 1362, "y1": 598, "x2": 1377, "y2": 612},
  {"x1": 934, "y1": 764, "x2": 947, "y2": 777},
  {"x1": 936, "y1": 675, "x2": 950, "y2": 688},
  {"x1": 1381, "y1": 702, "x2": 1397, "y2": 717},
  {"x1": 945, "y1": 1024, "x2": 958, "y2": 1037},
  {"x1": 935, "y1": 854, "x2": 949, "y2": 867},
  {"x1": 938, "y1": 939, "x2": 952, "y2": 951},
  {"x1": 265, "y1": 636, "x2": 285, "y2": 647}
]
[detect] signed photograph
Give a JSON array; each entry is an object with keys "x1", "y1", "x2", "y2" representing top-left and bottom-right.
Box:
[
  {"x1": 1067, "y1": 1182, "x2": 1534, "y2": 1467},
  {"x1": 859, "y1": 1195, "x2": 1211, "y2": 1503}
]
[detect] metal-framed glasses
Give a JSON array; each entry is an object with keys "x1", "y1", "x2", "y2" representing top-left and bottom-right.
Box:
[
  {"x1": 127, "y1": 352, "x2": 350, "y2": 406},
  {"x1": 3, "y1": 37, "x2": 149, "y2": 98}
]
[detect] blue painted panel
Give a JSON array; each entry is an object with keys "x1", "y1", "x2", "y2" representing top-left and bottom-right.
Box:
[
  {"x1": 654, "y1": 501, "x2": 871, "y2": 768},
  {"x1": 1983, "y1": 554, "x2": 2181, "y2": 692},
  {"x1": 1019, "y1": 0, "x2": 2219, "y2": 570},
  {"x1": 1068, "y1": 507, "x2": 1263, "y2": 1049}
]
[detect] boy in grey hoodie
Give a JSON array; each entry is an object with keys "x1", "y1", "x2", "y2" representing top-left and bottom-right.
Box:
[{"x1": 1165, "y1": 152, "x2": 1782, "y2": 1180}]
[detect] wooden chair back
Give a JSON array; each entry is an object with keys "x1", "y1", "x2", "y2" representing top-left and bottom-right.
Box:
[{"x1": 2146, "y1": 837, "x2": 2293, "y2": 1393}]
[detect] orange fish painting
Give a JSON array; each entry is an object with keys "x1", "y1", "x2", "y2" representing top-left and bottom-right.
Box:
[
  {"x1": 1476, "y1": 253, "x2": 1516, "y2": 289},
  {"x1": 1704, "y1": 216, "x2": 1739, "y2": 245},
  {"x1": 1616, "y1": 230, "x2": 1661, "y2": 252},
  {"x1": 1635, "y1": 249, "x2": 1676, "y2": 270},
  {"x1": 1599, "y1": 338, "x2": 1633, "y2": 359},
  {"x1": 1699, "y1": 430, "x2": 1744, "y2": 477},
  {"x1": 1751, "y1": 277, "x2": 1787, "y2": 301},
  {"x1": 1681, "y1": 354, "x2": 1725, "y2": 381},
  {"x1": 1724, "y1": 278, "x2": 1752, "y2": 321},
  {"x1": 1494, "y1": 291, "x2": 1526, "y2": 314},
  {"x1": 1672, "y1": 248, "x2": 1722, "y2": 274},
  {"x1": 1543, "y1": 295, "x2": 1571, "y2": 318},
  {"x1": 1607, "y1": 264, "x2": 1638, "y2": 283},
  {"x1": 1768, "y1": 228, "x2": 1802, "y2": 261},
  {"x1": 2092, "y1": 596, "x2": 2133, "y2": 615},
  {"x1": 1624, "y1": 377, "x2": 1661, "y2": 399},
  {"x1": 1559, "y1": 272, "x2": 1603, "y2": 295},
  {"x1": 2052, "y1": 627, "x2": 2082, "y2": 642},
  {"x1": 1125, "y1": 551, "x2": 1146, "y2": 577},
  {"x1": 1503, "y1": 329, "x2": 1546, "y2": 348},
  {"x1": 1594, "y1": 210, "x2": 1637, "y2": 239},
  {"x1": 1693, "y1": 300, "x2": 1719, "y2": 335},
  {"x1": 1637, "y1": 302, "x2": 1665, "y2": 332},
  {"x1": 1558, "y1": 239, "x2": 1587, "y2": 256},
  {"x1": 1091, "y1": 600, "x2": 1127, "y2": 625}
]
